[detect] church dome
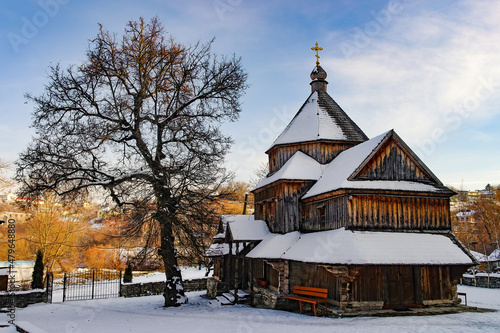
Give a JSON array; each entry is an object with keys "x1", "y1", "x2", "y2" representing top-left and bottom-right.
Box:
[{"x1": 310, "y1": 65, "x2": 327, "y2": 81}]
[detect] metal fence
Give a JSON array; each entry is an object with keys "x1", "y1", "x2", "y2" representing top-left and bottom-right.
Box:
[
  {"x1": 46, "y1": 272, "x2": 53, "y2": 303},
  {"x1": 63, "y1": 269, "x2": 122, "y2": 302}
]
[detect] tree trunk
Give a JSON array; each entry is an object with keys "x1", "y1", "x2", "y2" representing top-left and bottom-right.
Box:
[{"x1": 157, "y1": 193, "x2": 186, "y2": 307}]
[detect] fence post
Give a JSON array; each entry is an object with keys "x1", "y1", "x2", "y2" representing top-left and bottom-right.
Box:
[
  {"x1": 119, "y1": 271, "x2": 122, "y2": 297},
  {"x1": 92, "y1": 270, "x2": 95, "y2": 300},
  {"x1": 63, "y1": 272, "x2": 67, "y2": 302}
]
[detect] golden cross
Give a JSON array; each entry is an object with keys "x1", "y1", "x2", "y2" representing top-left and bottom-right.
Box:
[{"x1": 311, "y1": 42, "x2": 323, "y2": 66}]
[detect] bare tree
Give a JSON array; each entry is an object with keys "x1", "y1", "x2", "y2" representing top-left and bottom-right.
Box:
[
  {"x1": 0, "y1": 159, "x2": 13, "y2": 192},
  {"x1": 16, "y1": 17, "x2": 247, "y2": 307},
  {"x1": 21, "y1": 193, "x2": 88, "y2": 273}
]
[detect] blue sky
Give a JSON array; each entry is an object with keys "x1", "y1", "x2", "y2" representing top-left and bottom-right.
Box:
[{"x1": 1, "y1": 0, "x2": 499, "y2": 191}]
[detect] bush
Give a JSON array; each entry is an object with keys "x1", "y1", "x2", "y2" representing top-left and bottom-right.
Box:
[
  {"x1": 123, "y1": 262, "x2": 133, "y2": 283},
  {"x1": 31, "y1": 249, "x2": 44, "y2": 289}
]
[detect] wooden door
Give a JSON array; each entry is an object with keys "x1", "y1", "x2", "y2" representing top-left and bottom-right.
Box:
[{"x1": 385, "y1": 266, "x2": 416, "y2": 307}]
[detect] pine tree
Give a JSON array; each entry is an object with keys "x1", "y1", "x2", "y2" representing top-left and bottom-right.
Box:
[
  {"x1": 31, "y1": 249, "x2": 44, "y2": 289},
  {"x1": 123, "y1": 262, "x2": 133, "y2": 283}
]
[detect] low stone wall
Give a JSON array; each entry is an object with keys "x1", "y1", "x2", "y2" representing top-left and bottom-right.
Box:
[
  {"x1": 461, "y1": 274, "x2": 500, "y2": 288},
  {"x1": 251, "y1": 286, "x2": 286, "y2": 310},
  {"x1": 0, "y1": 290, "x2": 47, "y2": 308},
  {"x1": 206, "y1": 278, "x2": 229, "y2": 299},
  {"x1": 122, "y1": 278, "x2": 207, "y2": 297}
]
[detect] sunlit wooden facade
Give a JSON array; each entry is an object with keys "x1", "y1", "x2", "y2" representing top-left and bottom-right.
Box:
[{"x1": 208, "y1": 64, "x2": 475, "y2": 312}]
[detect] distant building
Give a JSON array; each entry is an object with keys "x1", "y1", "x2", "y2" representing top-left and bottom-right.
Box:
[
  {"x1": 0, "y1": 211, "x2": 31, "y2": 223},
  {"x1": 0, "y1": 261, "x2": 35, "y2": 283}
]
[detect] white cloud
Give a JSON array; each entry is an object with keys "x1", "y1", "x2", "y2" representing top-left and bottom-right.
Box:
[{"x1": 323, "y1": 0, "x2": 500, "y2": 149}]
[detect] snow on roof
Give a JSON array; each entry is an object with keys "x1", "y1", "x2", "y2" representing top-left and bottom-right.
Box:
[
  {"x1": 489, "y1": 248, "x2": 500, "y2": 261},
  {"x1": 303, "y1": 131, "x2": 446, "y2": 198},
  {"x1": 248, "y1": 228, "x2": 474, "y2": 265},
  {"x1": 247, "y1": 232, "x2": 300, "y2": 259},
  {"x1": 270, "y1": 91, "x2": 347, "y2": 148},
  {"x1": 254, "y1": 151, "x2": 324, "y2": 190},
  {"x1": 213, "y1": 232, "x2": 225, "y2": 240},
  {"x1": 225, "y1": 215, "x2": 271, "y2": 241},
  {"x1": 455, "y1": 210, "x2": 477, "y2": 218},
  {"x1": 217, "y1": 214, "x2": 249, "y2": 238},
  {"x1": 303, "y1": 131, "x2": 388, "y2": 198},
  {"x1": 469, "y1": 250, "x2": 489, "y2": 262},
  {"x1": 204, "y1": 243, "x2": 245, "y2": 257},
  {"x1": 214, "y1": 215, "x2": 231, "y2": 239}
]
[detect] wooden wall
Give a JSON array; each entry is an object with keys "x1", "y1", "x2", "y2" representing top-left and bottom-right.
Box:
[
  {"x1": 356, "y1": 139, "x2": 432, "y2": 182},
  {"x1": 301, "y1": 194, "x2": 451, "y2": 232},
  {"x1": 301, "y1": 196, "x2": 348, "y2": 231},
  {"x1": 347, "y1": 194, "x2": 451, "y2": 231},
  {"x1": 289, "y1": 261, "x2": 341, "y2": 302},
  {"x1": 251, "y1": 259, "x2": 279, "y2": 289},
  {"x1": 254, "y1": 181, "x2": 315, "y2": 233},
  {"x1": 288, "y1": 264, "x2": 455, "y2": 304},
  {"x1": 267, "y1": 141, "x2": 356, "y2": 174},
  {"x1": 350, "y1": 266, "x2": 384, "y2": 302},
  {"x1": 420, "y1": 266, "x2": 452, "y2": 301}
]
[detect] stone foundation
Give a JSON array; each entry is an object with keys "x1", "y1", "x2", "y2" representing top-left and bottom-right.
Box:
[
  {"x1": 0, "y1": 290, "x2": 47, "y2": 308},
  {"x1": 423, "y1": 299, "x2": 454, "y2": 306},
  {"x1": 340, "y1": 300, "x2": 384, "y2": 311},
  {"x1": 251, "y1": 286, "x2": 287, "y2": 309},
  {"x1": 461, "y1": 275, "x2": 500, "y2": 288},
  {"x1": 121, "y1": 278, "x2": 207, "y2": 298},
  {"x1": 206, "y1": 277, "x2": 229, "y2": 299}
]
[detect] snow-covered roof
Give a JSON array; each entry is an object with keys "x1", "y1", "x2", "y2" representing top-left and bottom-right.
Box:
[
  {"x1": 303, "y1": 131, "x2": 448, "y2": 199},
  {"x1": 204, "y1": 243, "x2": 245, "y2": 257},
  {"x1": 489, "y1": 248, "x2": 500, "y2": 262},
  {"x1": 268, "y1": 90, "x2": 367, "y2": 151},
  {"x1": 254, "y1": 151, "x2": 324, "y2": 190},
  {"x1": 455, "y1": 210, "x2": 477, "y2": 218},
  {"x1": 469, "y1": 250, "x2": 488, "y2": 262},
  {"x1": 247, "y1": 232, "x2": 300, "y2": 259},
  {"x1": 213, "y1": 232, "x2": 225, "y2": 240},
  {"x1": 225, "y1": 215, "x2": 271, "y2": 241},
  {"x1": 247, "y1": 228, "x2": 474, "y2": 265}
]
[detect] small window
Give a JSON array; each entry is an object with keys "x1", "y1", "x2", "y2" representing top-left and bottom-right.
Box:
[{"x1": 318, "y1": 205, "x2": 326, "y2": 228}]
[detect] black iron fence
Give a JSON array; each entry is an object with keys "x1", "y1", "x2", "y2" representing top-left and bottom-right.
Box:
[
  {"x1": 63, "y1": 269, "x2": 122, "y2": 302},
  {"x1": 46, "y1": 272, "x2": 53, "y2": 303}
]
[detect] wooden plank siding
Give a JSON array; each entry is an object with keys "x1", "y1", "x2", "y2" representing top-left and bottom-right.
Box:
[
  {"x1": 355, "y1": 139, "x2": 433, "y2": 183},
  {"x1": 254, "y1": 181, "x2": 315, "y2": 233},
  {"x1": 267, "y1": 141, "x2": 358, "y2": 174},
  {"x1": 420, "y1": 266, "x2": 452, "y2": 301},
  {"x1": 364, "y1": 194, "x2": 450, "y2": 231},
  {"x1": 287, "y1": 263, "x2": 457, "y2": 305},
  {"x1": 350, "y1": 266, "x2": 384, "y2": 302},
  {"x1": 301, "y1": 196, "x2": 348, "y2": 231},
  {"x1": 301, "y1": 194, "x2": 451, "y2": 232},
  {"x1": 289, "y1": 261, "x2": 341, "y2": 303}
]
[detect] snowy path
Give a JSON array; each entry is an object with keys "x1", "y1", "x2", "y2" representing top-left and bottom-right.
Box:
[{"x1": 2, "y1": 285, "x2": 499, "y2": 333}]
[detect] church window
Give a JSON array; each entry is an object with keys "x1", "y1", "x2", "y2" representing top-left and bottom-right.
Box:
[{"x1": 317, "y1": 205, "x2": 326, "y2": 228}]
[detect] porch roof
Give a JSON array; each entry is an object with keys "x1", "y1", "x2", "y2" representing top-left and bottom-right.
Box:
[
  {"x1": 204, "y1": 243, "x2": 245, "y2": 257},
  {"x1": 246, "y1": 232, "x2": 300, "y2": 259},
  {"x1": 225, "y1": 215, "x2": 270, "y2": 242},
  {"x1": 247, "y1": 228, "x2": 475, "y2": 265}
]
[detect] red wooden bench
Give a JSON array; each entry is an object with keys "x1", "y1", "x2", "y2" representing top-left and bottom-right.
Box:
[{"x1": 284, "y1": 286, "x2": 328, "y2": 316}]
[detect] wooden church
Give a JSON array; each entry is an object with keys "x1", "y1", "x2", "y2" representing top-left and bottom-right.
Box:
[{"x1": 206, "y1": 45, "x2": 476, "y2": 313}]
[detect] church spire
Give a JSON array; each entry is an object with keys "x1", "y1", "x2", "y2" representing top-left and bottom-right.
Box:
[{"x1": 310, "y1": 42, "x2": 328, "y2": 93}]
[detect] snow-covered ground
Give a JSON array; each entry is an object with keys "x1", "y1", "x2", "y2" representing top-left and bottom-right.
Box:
[
  {"x1": 127, "y1": 266, "x2": 210, "y2": 284},
  {"x1": 3, "y1": 282, "x2": 500, "y2": 332}
]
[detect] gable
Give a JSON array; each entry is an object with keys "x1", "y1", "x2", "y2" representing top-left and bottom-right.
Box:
[
  {"x1": 350, "y1": 132, "x2": 442, "y2": 185},
  {"x1": 302, "y1": 131, "x2": 452, "y2": 200}
]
